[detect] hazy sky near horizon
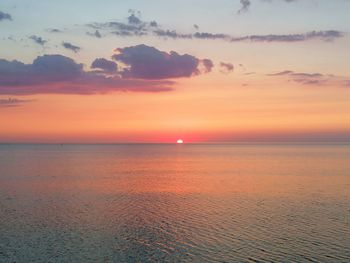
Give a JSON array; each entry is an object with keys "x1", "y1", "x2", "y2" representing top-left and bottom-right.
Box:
[{"x1": 1, "y1": 0, "x2": 350, "y2": 143}]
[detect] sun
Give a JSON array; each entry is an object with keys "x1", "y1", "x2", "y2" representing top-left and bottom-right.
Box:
[{"x1": 176, "y1": 139, "x2": 184, "y2": 144}]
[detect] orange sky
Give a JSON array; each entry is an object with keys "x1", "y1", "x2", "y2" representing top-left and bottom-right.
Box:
[{"x1": 2, "y1": 75, "x2": 350, "y2": 143}]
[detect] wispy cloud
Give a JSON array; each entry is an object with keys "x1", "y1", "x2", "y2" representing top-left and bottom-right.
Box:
[
  {"x1": 268, "y1": 70, "x2": 326, "y2": 85},
  {"x1": 268, "y1": 71, "x2": 323, "y2": 78},
  {"x1": 0, "y1": 98, "x2": 32, "y2": 107},
  {"x1": 237, "y1": 0, "x2": 298, "y2": 14},
  {"x1": 154, "y1": 30, "x2": 342, "y2": 43},
  {"x1": 87, "y1": 12, "x2": 343, "y2": 43},
  {"x1": 267, "y1": 70, "x2": 350, "y2": 86},
  {"x1": 230, "y1": 30, "x2": 343, "y2": 42}
]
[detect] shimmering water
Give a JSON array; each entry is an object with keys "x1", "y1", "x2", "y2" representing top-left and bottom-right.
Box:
[{"x1": 0, "y1": 144, "x2": 350, "y2": 262}]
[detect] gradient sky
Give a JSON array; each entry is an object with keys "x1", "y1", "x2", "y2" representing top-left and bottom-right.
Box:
[{"x1": 1, "y1": 0, "x2": 350, "y2": 143}]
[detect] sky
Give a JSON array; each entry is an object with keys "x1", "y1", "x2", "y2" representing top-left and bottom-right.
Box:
[{"x1": 1, "y1": 0, "x2": 350, "y2": 143}]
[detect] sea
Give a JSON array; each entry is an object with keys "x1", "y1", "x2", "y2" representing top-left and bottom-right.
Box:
[{"x1": 0, "y1": 144, "x2": 349, "y2": 262}]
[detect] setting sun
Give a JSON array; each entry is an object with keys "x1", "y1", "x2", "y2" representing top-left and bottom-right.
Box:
[{"x1": 177, "y1": 139, "x2": 184, "y2": 144}]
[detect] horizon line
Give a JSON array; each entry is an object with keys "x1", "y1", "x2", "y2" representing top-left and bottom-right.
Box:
[{"x1": 1, "y1": 141, "x2": 350, "y2": 145}]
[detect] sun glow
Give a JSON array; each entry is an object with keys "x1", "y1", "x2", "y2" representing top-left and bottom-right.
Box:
[{"x1": 177, "y1": 139, "x2": 184, "y2": 144}]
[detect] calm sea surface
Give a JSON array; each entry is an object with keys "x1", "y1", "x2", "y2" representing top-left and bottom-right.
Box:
[{"x1": 0, "y1": 144, "x2": 349, "y2": 262}]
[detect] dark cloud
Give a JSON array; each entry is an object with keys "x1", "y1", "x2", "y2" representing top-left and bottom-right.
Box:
[
  {"x1": 91, "y1": 58, "x2": 118, "y2": 72},
  {"x1": 29, "y1": 35, "x2": 47, "y2": 46},
  {"x1": 103, "y1": 21, "x2": 147, "y2": 36},
  {"x1": 87, "y1": 30, "x2": 102, "y2": 38},
  {"x1": 0, "y1": 98, "x2": 32, "y2": 107},
  {"x1": 238, "y1": 0, "x2": 251, "y2": 14},
  {"x1": 150, "y1": 21, "x2": 158, "y2": 27},
  {"x1": 220, "y1": 62, "x2": 234, "y2": 73},
  {"x1": 0, "y1": 11, "x2": 12, "y2": 21},
  {"x1": 128, "y1": 14, "x2": 142, "y2": 25},
  {"x1": 62, "y1": 42, "x2": 81, "y2": 53},
  {"x1": 0, "y1": 55, "x2": 83, "y2": 87},
  {"x1": 48, "y1": 28, "x2": 62, "y2": 33},
  {"x1": 0, "y1": 54, "x2": 181, "y2": 95},
  {"x1": 112, "y1": 44, "x2": 213, "y2": 79},
  {"x1": 202, "y1": 59, "x2": 214, "y2": 73},
  {"x1": 112, "y1": 31, "x2": 133, "y2": 37}
]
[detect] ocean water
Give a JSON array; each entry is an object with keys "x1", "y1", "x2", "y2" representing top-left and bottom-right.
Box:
[{"x1": 0, "y1": 144, "x2": 349, "y2": 262}]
